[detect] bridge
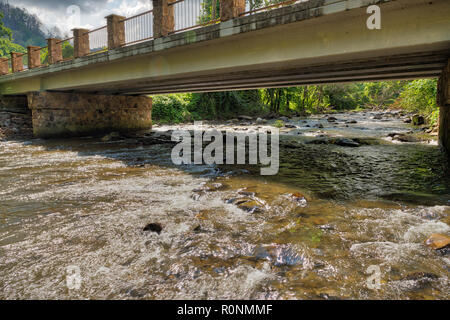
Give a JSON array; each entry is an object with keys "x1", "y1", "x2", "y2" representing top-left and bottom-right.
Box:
[{"x1": 0, "y1": 0, "x2": 449, "y2": 152}]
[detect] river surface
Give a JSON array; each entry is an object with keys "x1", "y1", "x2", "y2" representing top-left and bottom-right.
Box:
[{"x1": 0, "y1": 111, "x2": 449, "y2": 299}]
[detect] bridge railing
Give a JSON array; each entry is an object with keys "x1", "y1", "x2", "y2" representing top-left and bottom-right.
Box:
[
  {"x1": 123, "y1": 10, "x2": 154, "y2": 46},
  {"x1": 1, "y1": 0, "x2": 303, "y2": 76},
  {"x1": 170, "y1": 0, "x2": 219, "y2": 34},
  {"x1": 57, "y1": 37, "x2": 75, "y2": 61},
  {"x1": 86, "y1": 26, "x2": 108, "y2": 53}
]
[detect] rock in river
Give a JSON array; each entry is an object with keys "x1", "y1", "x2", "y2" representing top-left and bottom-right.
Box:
[
  {"x1": 424, "y1": 234, "x2": 450, "y2": 250},
  {"x1": 143, "y1": 223, "x2": 163, "y2": 234}
]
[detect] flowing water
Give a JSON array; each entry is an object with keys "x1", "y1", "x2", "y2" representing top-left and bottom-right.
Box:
[{"x1": 0, "y1": 111, "x2": 449, "y2": 300}]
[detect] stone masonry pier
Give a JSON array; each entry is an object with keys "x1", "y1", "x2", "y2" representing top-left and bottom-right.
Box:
[{"x1": 27, "y1": 92, "x2": 152, "y2": 138}]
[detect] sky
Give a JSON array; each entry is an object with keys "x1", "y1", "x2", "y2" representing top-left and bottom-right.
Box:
[{"x1": 9, "y1": 0, "x2": 153, "y2": 35}]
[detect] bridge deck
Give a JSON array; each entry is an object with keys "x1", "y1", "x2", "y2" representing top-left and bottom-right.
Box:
[{"x1": 0, "y1": 0, "x2": 449, "y2": 95}]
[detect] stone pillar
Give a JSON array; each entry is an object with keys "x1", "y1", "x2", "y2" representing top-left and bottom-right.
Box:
[
  {"x1": 0, "y1": 58, "x2": 9, "y2": 75},
  {"x1": 10, "y1": 52, "x2": 24, "y2": 73},
  {"x1": 27, "y1": 46, "x2": 41, "y2": 69},
  {"x1": 220, "y1": 0, "x2": 246, "y2": 22},
  {"x1": 73, "y1": 29, "x2": 90, "y2": 58},
  {"x1": 106, "y1": 14, "x2": 126, "y2": 49},
  {"x1": 27, "y1": 91, "x2": 152, "y2": 138},
  {"x1": 47, "y1": 38, "x2": 63, "y2": 64},
  {"x1": 153, "y1": 0, "x2": 175, "y2": 38},
  {"x1": 438, "y1": 59, "x2": 450, "y2": 154},
  {"x1": 0, "y1": 95, "x2": 33, "y2": 138}
]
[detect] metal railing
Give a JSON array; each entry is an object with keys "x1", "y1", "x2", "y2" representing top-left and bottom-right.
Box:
[
  {"x1": 171, "y1": 0, "x2": 219, "y2": 34},
  {"x1": 20, "y1": 53, "x2": 28, "y2": 70},
  {"x1": 123, "y1": 10, "x2": 154, "y2": 46},
  {"x1": 86, "y1": 26, "x2": 108, "y2": 52},
  {"x1": 57, "y1": 37, "x2": 75, "y2": 60}
]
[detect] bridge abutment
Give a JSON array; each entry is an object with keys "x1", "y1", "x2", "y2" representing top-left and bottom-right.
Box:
[
  {"x1": 438, "y1": 60, "x2": 450, "y2": 154},
  {"x1": 26, "y1": 92, "x2": 152, "y2": 138}
]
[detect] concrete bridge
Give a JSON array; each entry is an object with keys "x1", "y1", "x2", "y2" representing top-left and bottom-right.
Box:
[{"x1": 0, "y1": 0, "x2": 449, "y2": 153}]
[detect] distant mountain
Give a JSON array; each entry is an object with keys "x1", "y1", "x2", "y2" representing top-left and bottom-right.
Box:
[{"x1": 0, "y1": 1, "x2": 62, "y2": 48}]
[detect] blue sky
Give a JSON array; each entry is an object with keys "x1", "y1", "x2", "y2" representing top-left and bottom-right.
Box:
[{"x1": 10, "y1": 0, "x2": 152, "y2": 34}]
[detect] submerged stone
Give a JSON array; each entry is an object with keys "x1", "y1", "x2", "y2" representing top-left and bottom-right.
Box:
[{"x1": 424, "y1": 234, "x2": 450, "y2": 250}]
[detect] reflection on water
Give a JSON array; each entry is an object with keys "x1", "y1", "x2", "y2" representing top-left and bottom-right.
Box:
[{"x1": 0, "y1": 111, "x2": 449, "y2": 299}]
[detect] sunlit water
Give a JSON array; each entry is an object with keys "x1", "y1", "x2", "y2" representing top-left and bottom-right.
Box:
[{"x1": 0, "y1": 111, "x2": 449, "y2": 299}]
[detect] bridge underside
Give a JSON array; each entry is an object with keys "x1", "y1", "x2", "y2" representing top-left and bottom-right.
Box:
[{"x1": 0, "y1": 0, "x2": 449, "y2": 150}]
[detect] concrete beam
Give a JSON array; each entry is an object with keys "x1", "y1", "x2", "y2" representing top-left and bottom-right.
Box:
[{"x1": 27, "y1": 92, "x2": 152, "y2": 138}]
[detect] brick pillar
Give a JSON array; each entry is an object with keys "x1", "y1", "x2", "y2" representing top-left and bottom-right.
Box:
[
  {"x1": 27, "y1": 46, "x2": 41, "y2": 69},
  {"x1": 0, "y1": 57, "x2": 9, "y2": 75},
  {"x1": 47, "y1": 38, "x2": 63, "y2": 64},
  {"x1": 10, "y1": 52, "x2": 24, "y2": 73},
  {"x1": 106, "y1": 14, "x2": 125, "y2": 49},
  {"x1": 438, "y1": 59, "x2": 450, "y2": 154},
  {"x1": 220, "y1": 0, "x2": 246, "y2": 22},
  {"x1": 73, "y1": 29, "x2": 90, "y2": 58},
  {"x1": 153, "y1": 0, "x2": 175, "y2": 38}
]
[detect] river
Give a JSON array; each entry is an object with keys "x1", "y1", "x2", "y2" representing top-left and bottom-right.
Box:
[{"x1": 0, "y1": 110, "x2": 449, "y2": 299}]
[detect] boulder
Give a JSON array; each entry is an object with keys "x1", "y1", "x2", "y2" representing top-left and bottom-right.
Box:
[
  {"x1": 334, "y1": 138, "x2": 360, "y2": 147},
  {"x1": 412, "y1": 114, "x2": 425, "y2": 126},
  {"x1": 327, "y1": 117, "x2": 338, "y2": 122},
  {"x1": 238, "y1": 115, "x2": 253, "y2": 121},
  {"x1": 424, "y1": 234, "x2": 450, "y2": 250},
  {"x1": 255, "y1": 117, "x2": 265, "y2": 125},
  {"x1": 143, "y1": 223, "x2": 163, "y2": 234},
  {"x1": 101, "y1": 132, "x2": 122, "y2": 142}
]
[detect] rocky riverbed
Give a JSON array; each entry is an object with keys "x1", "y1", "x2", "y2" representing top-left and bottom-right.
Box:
[{"x1": 0, "y1": 110, "x2": 448, "y2": 299}]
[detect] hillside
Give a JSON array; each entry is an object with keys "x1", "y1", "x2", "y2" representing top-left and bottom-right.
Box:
[{"x1": 0, "y1": 1, "x2": 61, "y2": 48}]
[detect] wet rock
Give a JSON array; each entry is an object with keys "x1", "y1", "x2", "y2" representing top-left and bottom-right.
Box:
[
  {"x1": 238, "y1": 115, "x2": 253, "y2": 121},
  {"x1": 143, "y1": 223, "x2": 163, "y2": 234},
  {"x1": 403, "y1": 272, "x2": 439, "y2": 281},
  {"x1": 290, "y1": 192, "x2": 307, "y2": 206},
  {"x1": 334, "y1": 138, "x2": 360, "y2": 148},
  {"x1": 346, "y1": 120, "x2": 358, "y2": 124},
  {"x1": 390, "y1": 134, "x2": 421, "y2": 143},
  {"x1": 327, "y1": 117, "x2": 337, "y2": 122},
  {"x1": 284, "y1": 124, "x2": 297, "y2": 128},
  {"x1": 403, "y1": 118, "x2": 412, "y2": 124},
  {"x1": 424, "y1": 234, "x2": 450, "y2": 250},
  {"x1": 313, "y1": 123, "x2": 324, "y2": 128},
  {"x1": 101, "y1": 132, "x2": 122, "y2": 142},
  {"x1": 372, "y1": 114, "x2": 383, "y2": 120},
  {"x1": 412, "y1": 114, "x2": 425, "y2": 126},
  {"x1": 255, "y1": 118, "x2": 266, "y2": 125}
]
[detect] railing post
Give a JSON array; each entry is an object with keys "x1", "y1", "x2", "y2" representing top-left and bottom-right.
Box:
[
  {"x1": 106, "y1": 14, "x2": 126, "y2": 49},
  {"x1": 220, "y1": 0, "x2": 246, "y2": 22},
  {"x1": 10, "y1": 52, "x2": 24, "y2": 73},
  {"x1": 153, "y1": 0, "x2": 175, "y2": 38},
  {"x1": 73, "y1": 28, "x2": 90, "y2": 58},
  {"x1": 47, "y1": 38, "x2": 63, "y2": 64},
  {"x1": 0, "y1": 57, "x2": 9, "y2": 75},
  {"x1": 27, "y1": 46, "x2": 41, "y2": 69}
]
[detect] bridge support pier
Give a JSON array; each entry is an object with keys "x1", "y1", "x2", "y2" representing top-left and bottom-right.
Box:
[
  {"x1": 27, "y1": 92, "x2": 152, "y2": 138},
  {"x1": 438, "y1": 59, "x2": 450, "y2": 154}
]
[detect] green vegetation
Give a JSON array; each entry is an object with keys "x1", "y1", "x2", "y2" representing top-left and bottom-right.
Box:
[
  {"x1": 151, "y1": 80, "x2": 439, "y2": 125},
  {"x1": 0, "y1": 12, "x2": 25, "y2": 57}
]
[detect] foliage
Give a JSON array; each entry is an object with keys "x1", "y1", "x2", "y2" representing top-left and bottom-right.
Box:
[
  {"x1": 273, "y1": 120, "x2": 284, "y2": 128},
  {"x1": 0, "y1": 2, "x2": 49, "y2": 48},
  {"x1": 152, "y1": 94, "x2": 191, "y2": 123}
]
